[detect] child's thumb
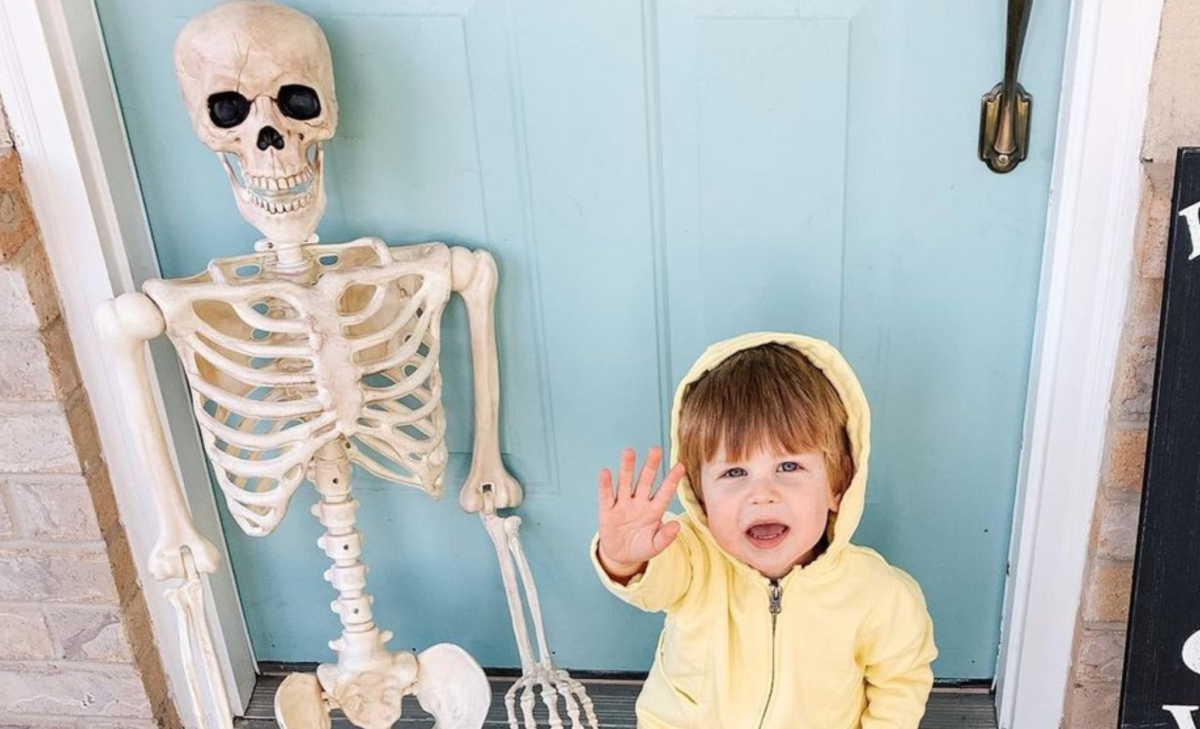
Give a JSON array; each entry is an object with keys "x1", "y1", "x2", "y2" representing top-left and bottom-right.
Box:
[{"x1": 651, "y1": 520, "x2": 681, "y2": 554}]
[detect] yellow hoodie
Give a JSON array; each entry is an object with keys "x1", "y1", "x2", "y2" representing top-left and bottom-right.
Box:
[{"x1": 591, "y1": 332, "x2": 937, "y2": 729}]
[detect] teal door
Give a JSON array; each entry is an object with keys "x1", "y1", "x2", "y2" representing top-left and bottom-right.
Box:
[{"x1": 97, "y1": 0, "x2": 1070, "y2": 679}]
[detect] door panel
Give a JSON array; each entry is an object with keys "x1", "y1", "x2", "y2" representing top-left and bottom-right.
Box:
[{"x1": 96, "y1": 0, "x2": 1070, "y2": 678}]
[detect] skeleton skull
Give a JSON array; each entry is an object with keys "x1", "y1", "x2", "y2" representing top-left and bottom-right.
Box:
[{"x1": 174, "y1": 0, "x2": 337, "y2": 245}]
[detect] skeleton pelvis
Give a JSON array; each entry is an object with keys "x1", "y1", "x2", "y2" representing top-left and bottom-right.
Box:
[{"x1": 144, "y1": 239, "x2": 455, "y2": 536}]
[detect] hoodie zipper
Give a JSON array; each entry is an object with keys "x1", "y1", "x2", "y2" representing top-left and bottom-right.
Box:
[{"x1": 757, "y1": 578, "x2": 783, "y2": 729}]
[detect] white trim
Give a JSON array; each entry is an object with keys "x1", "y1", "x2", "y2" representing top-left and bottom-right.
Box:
[
  {"x1": 0, "y1": 0, "x2": 256, "y2": 725},
  {"x1": 994, "y1": 0, "x2": 1164, "y2": 727}
]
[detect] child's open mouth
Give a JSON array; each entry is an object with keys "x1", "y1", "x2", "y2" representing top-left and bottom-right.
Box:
[{"x1": 745, "y1": 522, "x2": 790, "y2": 548}]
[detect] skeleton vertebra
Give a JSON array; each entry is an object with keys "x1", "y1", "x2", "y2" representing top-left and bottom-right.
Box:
[{"x1": 96, "y1": 2, "x2": 595, "y2": 728}]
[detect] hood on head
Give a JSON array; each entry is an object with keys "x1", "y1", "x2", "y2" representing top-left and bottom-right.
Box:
[{"x1": 669, "y1": 332, "x2": 871, "y2": 579}]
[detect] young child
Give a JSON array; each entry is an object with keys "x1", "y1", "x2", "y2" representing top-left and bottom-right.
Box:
[{"x1": 593, "y1": 332, "x2": 936, "y2": 729}]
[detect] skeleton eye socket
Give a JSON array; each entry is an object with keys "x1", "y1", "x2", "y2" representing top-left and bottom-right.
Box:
[
  {"x1": 277, "y1": 84, "x2": 321, "y2": 121},
  {"x1": 207, "y1": 91, "x2": 251, "y2": 129}
]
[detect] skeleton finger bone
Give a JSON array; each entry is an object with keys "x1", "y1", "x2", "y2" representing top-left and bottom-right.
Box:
[
  {"x1": 414, "y1": 643, "x2": 490, "y2": 729},
  {"x1": 538, "y1": 675, "x2": 565, "y2": 729}
]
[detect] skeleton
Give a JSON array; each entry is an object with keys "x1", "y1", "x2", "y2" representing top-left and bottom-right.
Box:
[{"x1": 95, "y1": 2, "x2": 596, "y2": 727}]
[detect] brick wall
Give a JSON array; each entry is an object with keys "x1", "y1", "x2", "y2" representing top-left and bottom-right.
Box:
[
  {"x1": 0, "y1": 110, "x2": 179, "y2": 727},
  {"x1": 1061, "y1": 0, "x2": 1196, "y2": 725}
]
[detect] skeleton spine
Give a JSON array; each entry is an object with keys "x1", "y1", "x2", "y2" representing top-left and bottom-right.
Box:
[{"x1": 311, "y1": 440, "x2": 378, "y2": 642}]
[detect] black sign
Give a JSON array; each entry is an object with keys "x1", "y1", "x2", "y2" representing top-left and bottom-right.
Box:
[{"x1": 1120, "y1": 147, "x2": 1200, "y2": 728}]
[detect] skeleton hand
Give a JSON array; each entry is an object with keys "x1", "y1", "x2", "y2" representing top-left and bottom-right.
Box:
[
  {"x1": 504, "y1": 662, "x2": 598, "y2": 729},
  {"x1": 597, "y1": 447, "x2": 685, "y2": 581}
]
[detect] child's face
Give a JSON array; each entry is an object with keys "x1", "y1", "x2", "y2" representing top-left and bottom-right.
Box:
[{"x1": 699, "y1": 444, "x2": 842, "y2": 579}]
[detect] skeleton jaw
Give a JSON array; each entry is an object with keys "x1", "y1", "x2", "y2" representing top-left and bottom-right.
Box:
[{"x1": 218, "y1": 144, "x2": 326, "y2": 244}]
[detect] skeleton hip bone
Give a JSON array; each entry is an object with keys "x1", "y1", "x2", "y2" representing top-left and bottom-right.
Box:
[{"x1": 174, "y1": 0, "x2": 337, "y2": 246}]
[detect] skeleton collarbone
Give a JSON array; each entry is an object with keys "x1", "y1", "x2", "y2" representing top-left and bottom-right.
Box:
[{"x1": 145, "y1": 238, "x2": 455, "y2": 536}]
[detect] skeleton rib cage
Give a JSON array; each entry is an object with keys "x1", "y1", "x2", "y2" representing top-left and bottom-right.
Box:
[{"x1": 144, "y1": 238, "x2": 453, "y2": 536}]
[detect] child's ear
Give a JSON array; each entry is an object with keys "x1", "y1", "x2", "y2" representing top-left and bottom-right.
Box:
[{"x1": 828, "y1": 488, "x2": 843, "y2": 513}]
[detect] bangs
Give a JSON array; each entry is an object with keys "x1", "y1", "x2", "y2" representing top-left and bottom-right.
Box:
[{"x1": 678, "y1": 343, "x2": 852, "y2": 498}]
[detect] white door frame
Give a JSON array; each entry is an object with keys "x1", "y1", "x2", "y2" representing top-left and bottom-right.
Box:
[
  {"x1": 0, "y1": 0, "x2": 1164, "y2": 727},
  {"x1": 994, "y1": 0, "x2": 1163, "y2": 726}
]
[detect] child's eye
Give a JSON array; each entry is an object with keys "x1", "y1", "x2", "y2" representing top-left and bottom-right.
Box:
[
  {"x1": 722, "y1": 467, "x2": 747, "y2": 478},
  {"x1": 778, "y1": 461, "x2": 802, "y2": 473}
]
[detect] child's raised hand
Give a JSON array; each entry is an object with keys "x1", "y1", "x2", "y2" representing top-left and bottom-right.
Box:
[{"x1": 597, "y1": 447, "x2": 687, "y2": 581}]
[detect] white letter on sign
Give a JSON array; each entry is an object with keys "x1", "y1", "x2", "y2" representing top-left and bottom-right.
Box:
[
  {"x1": 1164, "y1": 705, "x2": 1200, "y2": 729},
  {"x1": 1176, "y1": 200, "x2": 1200, "y2": 261}
]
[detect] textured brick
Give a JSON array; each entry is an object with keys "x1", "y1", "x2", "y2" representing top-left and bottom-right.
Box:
[
  {"x1": 1075, "y1": 629, "x2": 1128, "y2": 683},
  {"x1": 0, "y1": 244, "x2": 59, "y2": 331},
  {"x1": 1126, "y1": 276, "x2": 1165, "y2": 341},
  {"x1": 1063, "y1": 680, "x2": 1121, "y2": 729},
  {"x1": 1142, "y1": 0, "x2": 1200, "y2": 162},
  {"x1": 6, "y1": 479, "x2": 101, "y2": 541},
  {"x1": 82, "y1": 466, "x2": 121, "y2": 535},
  {"x1": 38, "y1": 319, "x2": 80, "y2": 399},
  {"x1": 1106, "y1": 427, "x2": 1148, "y2": 495},
  {"x1": 0, "y1": 664, "x2": 152, "y2": 719},
  {"x1": 1113, "y1": 333, "x2": 1158, "y2": 423},
  {"x1": 0, "y1": 547, "x2": 118, "y2": 604},
  {"x1": 1082, "y1": 560, "x2": 1134, "y2": 624},
  {"x1": 1135, "y1": 164, "x2": 1172, "y2": 279},
  {"x1": 44, "y1": 607, "x2": 133, "y2": 663},
  {"x1": 0, "y1": 717, "x2": 77, "y2": 729},
  {"x1": 63, "y1": 394, "x2": 101, "y2": 476},
  {"x1": 0, "y1": 151, "x2": 37, "y2": 263},
  {"x1": 0, "y1": 606, "x2": 53, "y2": 660},
  {"x1": 0, "y1": 331, "x2": 58, "y2": 400},
  {"x1": 0, "y1": 405, "x2": 79, "y2": 474},
  {"x1": 0, "y1": 486, "x2": 14, "y2": 540},
  {"x1": 1094, "y1": 494, "x2": 1141, "y2": 561}
]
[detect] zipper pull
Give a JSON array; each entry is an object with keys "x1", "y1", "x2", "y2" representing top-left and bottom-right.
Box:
[{"x1": 768, "y1": 579, "x2": 782, "y2": 615}]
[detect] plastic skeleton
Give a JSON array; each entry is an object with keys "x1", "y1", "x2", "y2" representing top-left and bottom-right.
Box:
[{"x1": 95, "y1": 2, "x2": 595, "y2": 728}]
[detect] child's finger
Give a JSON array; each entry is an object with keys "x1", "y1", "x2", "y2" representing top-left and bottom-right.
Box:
[
  {"x1": 634, "y1": 446, "x2": 663, "y2": 498},
  {"x1": 653, "y1": 462, "x2": 687, "y2": 506},
  {"x1": 651, "y1": 520, "x2": 681, "y2": 555},
  {"x1": 617, "y1": 448, "x2": 636, "y2": 500},
  {"x1": 597, "y1": 469, "x2": 614, "y2": 511}
]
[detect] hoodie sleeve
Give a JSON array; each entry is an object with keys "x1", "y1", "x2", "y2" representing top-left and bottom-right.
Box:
[
  {"x1": 858, "y1": 567, "x2": 938, "y2": 729},
  {"x1": 590, "y1": 515, "x2": 694, "y2": 613}
]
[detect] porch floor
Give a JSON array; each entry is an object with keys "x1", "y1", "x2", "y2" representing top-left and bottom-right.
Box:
[{"x1": 238, "y1": 670, "x2": 998, "y2": 728}]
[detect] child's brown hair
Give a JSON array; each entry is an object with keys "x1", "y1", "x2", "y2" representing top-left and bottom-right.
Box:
[{"x1": 678, "y1": 343, "x2": 854, "y2": 504}]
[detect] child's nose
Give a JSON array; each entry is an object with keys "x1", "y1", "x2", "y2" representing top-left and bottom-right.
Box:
[{"x1": 748, "y1": 477, "x2": 780, "y2": 504}]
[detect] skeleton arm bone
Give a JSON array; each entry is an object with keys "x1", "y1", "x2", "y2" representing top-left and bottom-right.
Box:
[
  {"x1": 95, "y1": 292, "x2": 221, "y2": 580},
  {"x1": 450, "y1": 247, "x2": 522, "y2": 513}
]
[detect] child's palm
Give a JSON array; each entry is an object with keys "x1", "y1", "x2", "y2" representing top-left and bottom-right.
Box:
[{"x1": 598, "y1": 448, "x2": 686, "y2": 572}]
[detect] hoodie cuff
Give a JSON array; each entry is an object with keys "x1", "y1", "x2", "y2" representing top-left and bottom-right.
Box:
[{"x1": 590, "y1": 527, "x2": 689, "y2": 612}]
